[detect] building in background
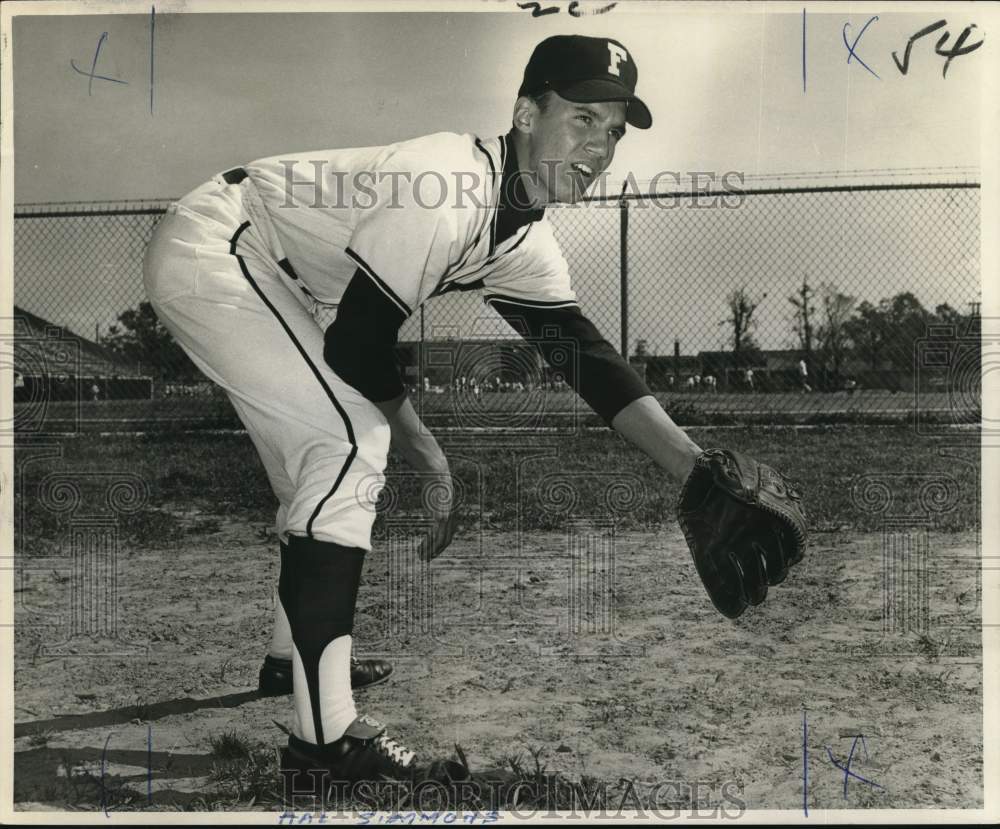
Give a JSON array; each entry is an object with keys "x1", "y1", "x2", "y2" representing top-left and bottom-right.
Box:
[{"x1": 13, "y1": 306, "x2": 151, "y2": 402}]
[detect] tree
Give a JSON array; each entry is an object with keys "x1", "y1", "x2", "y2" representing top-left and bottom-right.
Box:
[
  {"x1": 843, "y1": 292, "x2": 933, "y2": 375},
  {"x1": 880, "y1": 292, "x2": 930, "y2": 370},
  {"x1": 721, "y1": 286, "x2": 766, "y2": 354},
  {"x1": 844, "y1": 301, "x2": 888, "y2": 371},
  {"x1": 934, "y1": 303, "x2": 966, "y2": 329},
  {"x1": 933, "y1": 302, "x2": 979, "y2": 336},
  {"x1": 930, "y1": 302, "x2": 981, "y2": 395},
  {"x1": 816, "y1": 285, "x2": 856, "y2": 388},
  {"x1": 788, "y1": 276, "x2": 817, "y2": 365},
  {"x1": 102, "y1": 301, "x2": 201, "y2": 381}
]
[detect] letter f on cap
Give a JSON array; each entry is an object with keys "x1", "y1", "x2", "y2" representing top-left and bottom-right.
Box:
[{"x1": 607, "y1": 42, "x2": 628, "y2": 76}]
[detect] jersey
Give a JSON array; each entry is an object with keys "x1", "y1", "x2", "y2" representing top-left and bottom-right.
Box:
[
  {"x1": 230, "y1": 129, "x2": 649, "y2": 423},
  {"x1": 239, "y1": 131, "x2": 577, "y2": 320}
]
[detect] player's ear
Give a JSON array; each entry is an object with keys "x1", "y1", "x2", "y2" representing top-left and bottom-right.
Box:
[{"x1": 512, "y1": 96, "x2": 538, "y2": 135}]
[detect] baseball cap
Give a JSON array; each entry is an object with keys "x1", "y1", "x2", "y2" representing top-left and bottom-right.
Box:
[{"x1": 518, "y1": 35, "x2": 652, "y2": 129}]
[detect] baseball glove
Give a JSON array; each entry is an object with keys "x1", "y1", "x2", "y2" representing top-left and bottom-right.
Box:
[{"x1": 677, "y1": 448, "x2": 807, "y2": 619}]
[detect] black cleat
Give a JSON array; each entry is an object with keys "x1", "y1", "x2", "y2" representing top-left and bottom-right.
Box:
[
  {"x1": 280, "y1": 714, "x2": 417, "y2": 784},
  {"x1": 258, "y1": 655, "x2": 393, "y2": 696}
]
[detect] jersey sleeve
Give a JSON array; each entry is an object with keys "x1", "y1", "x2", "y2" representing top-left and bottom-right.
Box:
[
  {"x1": 489, "y1": 300, "x2": 651, "y2": 425},
  {"x1": 324, "y1": 268, "x2": 407, "y2": 403},
  {"x1": 480, "y1": 217, "x2": 578, "y2": 310},
  {"x1": 482, "y1": 218, "x2": 651, "y2": 424},
  {"x1": 346, "y1": 148, "x2": 461, "y2": 315}
]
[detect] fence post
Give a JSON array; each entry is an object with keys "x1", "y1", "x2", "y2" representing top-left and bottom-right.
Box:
[
  {"x1": 418, "y1": 304, "x2": 425, "y2": 409},
  {"x1": 619, "y1": 197, "x2": 629, "y2": 359}
]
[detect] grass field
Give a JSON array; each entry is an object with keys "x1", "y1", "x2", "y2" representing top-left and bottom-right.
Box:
[
  {"x1": 12, "y1": 425, "x2": 983, "y2": 813},
  {"x1": 13, "y1": 387, "x2": 979, "y2": 434}
]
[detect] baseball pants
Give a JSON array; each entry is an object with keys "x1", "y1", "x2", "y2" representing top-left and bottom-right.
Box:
[{"x1": 142, "y1": 175, "x2": 391, "y2": 549}]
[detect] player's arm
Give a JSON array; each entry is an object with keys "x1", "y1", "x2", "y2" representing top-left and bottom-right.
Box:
[
  {"x1": 328, "y1": 143, "x2": 467, "y2": 559},
  {"x1": 376, "y1": 394, "x2": 450, "y2": 474},
  {"x1": 487, "y1": 298, "x2": 701, "y2": 483},
  {"x1": 325, "y1": 268, "x2": 455, "y2": 560},
  {"x1": 610, "y1": 396, "x2": 701, "y2": 483},
  {"x1": 324, "y1": 267, "x2": 448, "y2": 473}
]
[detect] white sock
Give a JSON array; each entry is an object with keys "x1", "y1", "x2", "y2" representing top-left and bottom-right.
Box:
[
  {"x1": 268, "y1": 595, "x2": 293, "y2": 660},
  {"x1": 291, "y1": 634, "x2": 357, "y2": 744}
]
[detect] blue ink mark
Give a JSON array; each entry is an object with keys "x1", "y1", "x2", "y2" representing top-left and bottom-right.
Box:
[
  {"x1": 802, "y1": 709, "x2": 808, "y2": 816},
  {"x1": 100, "y1": 732, "x2": 112, "y2": 817},
  {"x1": 801, "y1": 8, "x2": 807, "y2": 93},
  {"x1": 825, "y1": 740, "x2": 886, "y2": 796},
  {"x1": 842, "y1": 16, "x2": 880, "y2": 79},
  {"x1": 70, "y1": 32, "x2": 128, "y2": 95},
  {"x1": 842, "y1": 734, "x2": 870, "y2": 799},
  {"x1": 149, "y1": 6, "x2": 155, "y2": 115},
  {"x1": 147, "y1": 724, "x2": 153, "y2": 804}
]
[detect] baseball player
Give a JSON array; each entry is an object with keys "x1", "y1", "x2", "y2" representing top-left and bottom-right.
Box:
[{"x1": 143, "y1": 34, "x2": 806, "y2": 785}]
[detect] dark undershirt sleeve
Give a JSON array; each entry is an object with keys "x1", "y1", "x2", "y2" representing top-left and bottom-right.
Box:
[
  {"x1": 486, "y1": 297, "x2": 652, "y2": 425},
  {"x1": 324, "y1": 267, "x2": 407, "y2": 402}
]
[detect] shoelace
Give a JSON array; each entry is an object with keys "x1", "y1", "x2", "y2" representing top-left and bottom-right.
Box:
[{"x1": 374, "y1": 734, "x2": 416, "y2": 767}]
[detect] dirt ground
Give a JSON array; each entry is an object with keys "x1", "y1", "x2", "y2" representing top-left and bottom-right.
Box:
[{"x1": 13, "y1": 510, "x2": 982, "y2": 813}]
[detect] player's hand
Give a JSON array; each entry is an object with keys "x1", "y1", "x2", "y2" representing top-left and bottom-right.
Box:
[
  {"x1": 377, "y1": 395, "x2": 456, "y2": 559},
  {"x1": 417, "y1": 470, "x2": 458, "y2": 562}
]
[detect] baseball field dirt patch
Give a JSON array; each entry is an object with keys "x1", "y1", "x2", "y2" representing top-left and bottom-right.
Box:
[{"x1": 13, "y1": 426, "x2": 983, "y2": 813}]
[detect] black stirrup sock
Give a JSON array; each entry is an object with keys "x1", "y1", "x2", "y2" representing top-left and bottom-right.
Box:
[{"x1": 278, "y1": 534, "x2": 366, "y2": 745}]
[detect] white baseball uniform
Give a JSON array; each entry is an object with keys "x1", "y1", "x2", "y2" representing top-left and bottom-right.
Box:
[
  {"x1": 143, "y1": 130, "x2": 648, "y2": 549},
  {"x1": 143, "y1": 30, "x2": 657, "y2": 758}
]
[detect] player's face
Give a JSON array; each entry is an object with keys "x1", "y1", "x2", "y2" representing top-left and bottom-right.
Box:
[{"x1": 521, "y1": 95, "x2": 627, "y2": 206}]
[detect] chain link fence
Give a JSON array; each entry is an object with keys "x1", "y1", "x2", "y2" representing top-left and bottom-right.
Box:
[{"x1": 12, "y1": 176, "x2": 981, "y2": 432}]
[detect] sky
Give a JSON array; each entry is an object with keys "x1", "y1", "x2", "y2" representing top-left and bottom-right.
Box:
[
  {"x1": 8, "y1": 1, "x2": 989, "y2": 348},
  {"x1": 11, "y1": 4, "x2": 984, "y2": 201}
]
